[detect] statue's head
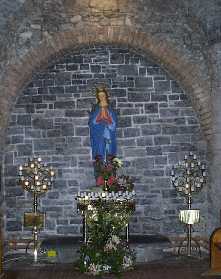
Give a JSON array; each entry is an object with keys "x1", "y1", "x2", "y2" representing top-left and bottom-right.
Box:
[{"x1": 95, "y1": 86, "x2": 110, "y2": 105}]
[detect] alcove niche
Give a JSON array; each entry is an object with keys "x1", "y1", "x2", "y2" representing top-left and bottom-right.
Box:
[{"x1": 3, "y1": 44, "x2": 208, "y2": 240}]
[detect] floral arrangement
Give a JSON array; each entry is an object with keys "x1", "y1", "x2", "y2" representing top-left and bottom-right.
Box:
[
  {"x1": 78, "y1": 199, "x2": 135, "y2": 276},
  {"x1": 77, "y1": 156, "x2": 136, "y2": 276},
  {"x1": 94, "y1": 155, "x2": 134, "y2": 192}
]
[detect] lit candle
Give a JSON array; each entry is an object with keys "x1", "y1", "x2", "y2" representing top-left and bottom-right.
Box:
[
  {"x1": 30, "y1": 163, "x2": 35, "y2": 168},
  {"x1": 102, "y1": 192, "x2": 106, "y2": 198},
  {"x1": 34, "y1": 249, "x2": 38, "y2": 263},
  {"x1": 19, "y1": 165, "x2": 23, "y2": 171}
]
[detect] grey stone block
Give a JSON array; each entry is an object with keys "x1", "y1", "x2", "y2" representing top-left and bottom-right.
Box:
[
  {"x1": 124, "y1": 148, "x2": 146, "y2": 157},
  {"x1": 144, "y1": 169, "x2": 164, "y2": 176},
  {"x1": 32, "y1": 95, "x2": 43, "y2": 103},
  {"x1": 65, "y1": 110, "x2": 88, "y2": 117},
  {"x1": 54, "y1": 101, "x2": 75, "y2": 109},
  {"x1": 90, "y1": 64, "x2": 101, "y2": 72},
  {"x1": 6, "y1": 221, "x2": 22, "y2": 231},
  {"x1": 162, "y1": 189, "x2": 177, "y2": 198},
  {"x1": 77, "y1": 98, "x2": 94, "y2": 109},
  {"x1": 25, "y1": 129, "x2": 41, "y2": 138},
  {"x1": 17, "y1": 115, "x2": 31, "y2": 126},
  {"x1": 43, "y1": 95, "x2": 56, "y2": 101},
  {"x1": 171, "y1": 81, "x2": 183, "y2": 93},
  {"x1": 155, "y1": 156, "x2": 168, "y2": 165},
  {"x1": 33, "y1": 139, "x2": 54, "y2": 151},
  {"x1": 142, "y1": 125, "x2": 161, "y2": 135},
  {"x1": 11, "y1": 135, "x2": 24, "y2": 144},
  {"x1": 110, "y1": 53, "x2": 124, "y2": 64},
  {"x1": 75, "y1": 127, "x2": 89, "y2": 136},
  {"x1": 62, "y1": 124, "x2": 75, "y2": 136},
  {"x1": 118, "y1": 117, "x2": 132, "y2": 127},
  {"x1": 17, "y1": 144, "x2": 32, "y2": 156},
  {"x1": 124, "y1": 127, "x2": 140, "y2": 137},
  {"x1": 57, "y1": 226, "x2": 79, "y2": 234},
  {"x1": 80, "y1": 64, "x2": 89, "y2": 70},
  {"x1": 135, "y1": 77, "x2": 153, "y2": 88},
  {"x1": 154, "y1": 136, "x2": 171, "y2": 145},
  {"x1": 66, "y1": 64, "x2": 78, "y2": 71},
  {"x1": 146, "y1": 146, "x2": 162, "y2": 155},
  {"x1": 49, "y1": 86, "x2": 64, "y2": 94},
  {"x1": 65, "y1": 86, "x2": 77, "y2": 93},
  {"x1": 145, "y1": 103, "x2": 158, "y2": 113},
  {"x1": 118, "y1": 138, "x2": 136, "y2": 146},
  {"x1": 160, "y1": 108, "x2": 179, "y2": 117},
  {"x1": 151, "y1": 94, "x2": 167, "y2": 102},
  {"x1": 137, "y1": 137, "x2": 153, "y2": 146},
  {"x1": 111, "y1": 88, "x2": 127, "y2": 97},
  {"x1": 32, "y1": 118, "x2": 53, "y2": 129},
  {"x1": 155, "y1": 80, "x2": 171, "y2": 92},
  {"x1": 134, "y1": 158, "x2": 154, "y2": 169},
  {"x1": 178, "y1": 126, "x2": 199, "y2": 134},
  {"x1": 47, "y1": 129, "x2": 61, "y2": 137},
  {"x1": 71, "y1": 55, "x2": 83, "y2": 63},
  {"x1": 133, "y1": 115, "x2": 148, "y2": 124},
  {"x1": 128, "y1": 92, "x2": 150, "y2": 102},
  {"x1": 118, "y1": 65, "x2": 138, "y2": 76},
  {"x1": 6, "y1": 187, "x2": 23, "y2": 197},
  {"x1": 162, "y1": 125, "x2": 179, "y2": 135}
]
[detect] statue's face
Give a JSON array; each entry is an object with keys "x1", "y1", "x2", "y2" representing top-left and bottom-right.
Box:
[{"x1": 97, "y1": 91, "x2": 107, "y2": 102}]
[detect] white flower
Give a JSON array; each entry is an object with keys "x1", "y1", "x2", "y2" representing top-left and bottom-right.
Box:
[
  {"x1": 112, "y1": 157, "x2": 123, "y2": 168},
  {"x1": 88, "y1": 263, "x2": 101, "y2": 275},
  {"x1": 123, "y1": 255, "x2": 133, "y2": 268},
  {"x1": 111, "y1": 234, "x2": 120, "y2": 245},
  {"x1": 104, "y1": 241, "x2": 117, "y2": 251}
]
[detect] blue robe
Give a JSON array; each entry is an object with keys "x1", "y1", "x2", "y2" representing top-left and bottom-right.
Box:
[{"x1": 89, "y1": 105, "x2": 117, "y2": 161}]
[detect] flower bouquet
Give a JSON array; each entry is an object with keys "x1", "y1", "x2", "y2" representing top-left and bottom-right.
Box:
[{"x1": 94, "y1": 155, "x2": 134, "y2": 192}]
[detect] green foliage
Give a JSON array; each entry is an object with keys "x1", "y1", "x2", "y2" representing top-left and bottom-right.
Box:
[{"x1": 78, "y1": 200, "x2": 135, "y2": 276}]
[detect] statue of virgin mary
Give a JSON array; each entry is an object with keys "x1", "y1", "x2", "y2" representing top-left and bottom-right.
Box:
[{"x1": 88, "y1": 87, "x2": 117, "y2": 162}]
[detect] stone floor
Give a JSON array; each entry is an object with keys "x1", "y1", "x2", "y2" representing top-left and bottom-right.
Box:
[
  {"x1": 1, "y1": 255, "x2": 217, "y2": 279},
  {"x1": 2, "y1": 235, "x2": 214, "y2": 278}
]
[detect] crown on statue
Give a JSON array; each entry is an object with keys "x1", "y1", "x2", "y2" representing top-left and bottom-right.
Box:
[{"x1": 91, "y1": 83, "x2": 110, "y2": 97}]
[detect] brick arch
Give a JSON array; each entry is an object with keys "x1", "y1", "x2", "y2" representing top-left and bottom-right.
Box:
[{"x1": 0, "y1": 26, "x2": 212, "y2": 149}]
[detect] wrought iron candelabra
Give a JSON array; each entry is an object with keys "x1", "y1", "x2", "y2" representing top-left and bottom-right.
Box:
[
  {"x1": 18, "y1": 157, "x2": 55, "y2": 262},
  {"x1": 171, "y1": 152, "x2": 206, "y2": 256}
]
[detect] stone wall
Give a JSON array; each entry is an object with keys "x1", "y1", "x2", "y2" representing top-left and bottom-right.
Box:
[{"x1": 3, "y1": 45, "x2": 208, "y2": 239}]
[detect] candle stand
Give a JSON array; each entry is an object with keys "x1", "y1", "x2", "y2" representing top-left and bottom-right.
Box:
[
  {"x1": 171, "y1": 152, "x2": 206, "y2": 257},
  {"x1": 18, "y1": 157, "x2": 55, "y2": 262}
]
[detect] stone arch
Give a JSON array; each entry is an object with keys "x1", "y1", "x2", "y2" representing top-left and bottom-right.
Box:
[{"x1": 0, "y1": 25, "x2": 212, "y2": 151}]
